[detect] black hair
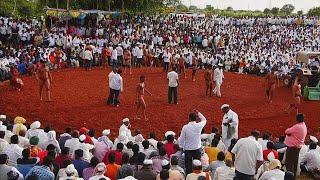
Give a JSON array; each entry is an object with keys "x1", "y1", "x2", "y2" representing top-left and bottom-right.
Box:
[
  {"x1": 74, "y1": 149, "x2": 84, "y2": 159},
  {"x1": 127, "y1": 141, "x2": 134, "y2": 149},
  {"x1": 266, "y1": 141, "x2": 274, "y2": 150},
  {"x1": 160, "y1": 169, "x2": 169, "y2": 180},
  {"x1": 117, "y1": 143, "x2": 124, "y2": 151},
  {"x1": 211, "y1": 139, "x2": 219, "y2": 147},
  {"x1": 61, "y1": 147, "x2": 70, "y2": 155},
  {"x1": 89, "y1": 156, "x2": 99, "y2": 167},
  {"x1": 142, "y1": 140, "x2": 150, "y2": 149},
  {"x1": 43, "y1": 156, "x2": 53, "y2": 167},
  {"x1": 217, "y1": 151, "x2": 225, "y2": 161},
  {"x1": 10, "y1": 135, "x2": 19, "y2": 144},
  {"x1": 22, "y1": 148, "x2": 30, "y2": 158},
  {"x1": 132, "y1": 144, "x2": 140, "y2": 154},
  {"x1": 137, "y1": 152, "x2": 146, "y2": 165},
  {"x1": 122, "y1": 153, "x2": 130, "y2": 164},
  {"x1": 88, "y1": 129, "x2": 95, "y2": 137},
  {"x1": 0, "y1": 154, "x2": 8, "y2": 164},
  {"x1": 108, "y1": 152, "x2": 116, "y2": 163},
  {"x1": 62, "y1": 159, "x2": 72, "y2": 168},
  {"x1": 189, "y1": 112, "x2": 197, "y2": 121},
  {"x1": 310, "y1": 142, "x2": 317, "y2": 150},
  {"x1": 166, "y1": 135, "x2": 174, "y2": 143}
]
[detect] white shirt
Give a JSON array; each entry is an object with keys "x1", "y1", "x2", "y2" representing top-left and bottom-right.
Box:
[
  {"x1": 163, "y1": 51, "x2": 171, "y2": 63},
  {"x1": 167, "y1": 71, "x2": 179, "y2": 87},
  {"x1": 214, "y1": 68, "x2": 224, "y2": 84},
  {"x1": 110, "y1": 73, "x2": 123, "y2": 91},
  {"x1": 136, "y1": 48, "x2": 143, "y2": 59},
  {"x1": 213, "y1": 166, "x2": 235, "y2": 180},
  {"x1": 111, "y1": 49, "x2": 118, "y2": 60},
  {"x1": 73, "y1": 142, "x2": 94, "y2": 162},
  {"x1": 4, "y1": 144, "x2": 23, "y2": 167},
  {"x1": 221, "y1": 110, "x2": 239, "y2": 143},
  {"x1": 179, "y1": 112, "x2": 207, "y2": 150},
  {"x1": 231, "y1": 136, "x2": 263, "y2": 175},
  {"x1": 83, "y1": 50, "x2": 93, "y2": 61},
  {"x1": 259, "y1": 169, "x2": 285, "y2": 180},
  {"x1": 108, "y1": 71, "x2": 116, "y2": 88},
  {"x1": 0, "y1": 138, "x2": 9, "y2": 154},
  {"x1": 64, "y1": 138, "x2": 80, "y2": 156},
  {"x1": 119, "y1": 124, "x2": 132, "y2": 140},
  {"x1": 301, "y1": 149, "x2": 320, "y2": 171}
]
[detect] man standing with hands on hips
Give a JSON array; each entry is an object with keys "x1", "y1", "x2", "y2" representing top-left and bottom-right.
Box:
[
  {"x1": 221, "y1": 104, "x2": 239, "y2": 149},
  {"x1": 179, "y1": 109, "x2": 207, "y2": 175},
  {"x1": 167, "y1": 67, "x2": 179, "y2": 104}
]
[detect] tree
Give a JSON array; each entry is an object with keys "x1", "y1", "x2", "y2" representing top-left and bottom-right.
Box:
[
  {"x1": 263, "y1": 8, "x2": 271, "y2": 15},
  {"x1": 176, "y1": 3, "x2": 188, "y2": 12},
  {"x1": 226, "y1": 6, "x2": 233, "y2": 11},
  {"x1": 271, "y1": 7, "x2": 279, "y2": 15},
  {"x1": 308, "y1": 7, "x2": 320, "y2": 16},
  {"x1": 163, "y1": 0, "x2": 180, "y2": 7},
  {"x1": 280, "y1": 4, "x2": 295, "y2": 15},
  {"x1": 189, "y1": 5, "x2": 197, "y2": 11},
  {"x1": 205, "y1": 5, "x2": 214, "y2": 11},
  {"x1": 297, "y1": 10, "x2": 303, "y2": 16}
]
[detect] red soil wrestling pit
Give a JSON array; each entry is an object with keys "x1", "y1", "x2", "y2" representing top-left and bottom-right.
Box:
[{"x1": 1, "y1": 67, "x2": 319, "y2": 139}]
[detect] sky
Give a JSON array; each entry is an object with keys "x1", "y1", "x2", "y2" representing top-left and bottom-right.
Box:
[{"x1": 181, "y1": 0, "x2": 320, "y2": 12}]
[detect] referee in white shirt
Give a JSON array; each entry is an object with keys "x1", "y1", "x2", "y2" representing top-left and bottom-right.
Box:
[
  {"x1": 106, "y1": 69, "x2": 123, "y2": 107},
  {"x1": 179, "y1": 109, "x2": 207, "y2": 175},
  {"x1": 167, "y1": 67, "x2": 179, "y2": 104}
]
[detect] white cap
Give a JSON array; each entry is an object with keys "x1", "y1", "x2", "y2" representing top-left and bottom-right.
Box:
[
  {"x1": 221, "y1": 104, "x2": 230, "y2": 109},
  {"x1": 218, "y1": 63, "x2": 223, "y2": 66},
  {"x1": 165, "y1": 131, "x2": 175, "y2": 137},
  {"x1": 193, "y1": 159, "x2": 202, "y2": 166},
  {"x1": 122, "y1": 118, "x2": 130, "y2": 123},
  {"x1": 30, "y1": 121, "x2": 41, "y2": 129},
  {"x1": 102, "y1": 129, "x2": 110, "y2": 136},
  {"x1": 143, "y1": 159, "x2": 153, "y2": 165},
  {"x1": 310, "y1": 135, "x2": 318, "y2": 143},
  {"x1": 0, "y1": 121, "x2": 7, "y2": 131},
  {"x1": 65, "y1": 164, "x2": 77, "y2": 174},
  {"x1": 79, "y1": 134, "x2": 86, "y2": 142},
  {"x1": 200, "y1": 134, "x2": 208, "y2": 140},
  {"x1": 161, "y1": 159, "x2": 170, "y2": 166},
  {"x1": 0, "y1": 115, "x2": 6, "y2": 119},
  {"x1": 96, "y1": 162, "x2": 106, "y2": 172}
]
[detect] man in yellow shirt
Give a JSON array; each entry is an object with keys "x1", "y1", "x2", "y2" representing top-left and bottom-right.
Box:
[{"x1": 205, "y1": 139, "x2": 220, "y2": 163}]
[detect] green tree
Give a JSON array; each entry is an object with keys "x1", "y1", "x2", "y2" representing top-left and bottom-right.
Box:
[
  {"x1": 189, "y1": 5, "x2": 197, "y2": 11},
  {"x1": 297, "y1": 10, "x2": 303, "y2": 16},
  {"x1": 205, "y1": 5, "x2": 214, "y2": 11},
  {"x1": 308, "y1": 6, "x2": 320, "y2": 16},
  {"x1": 226, "y1": 6, "x2": 233, "y2": 11},
  {"x1": 176, "y1": 3, "x2": 188, "y2": 12},
  {"x1": 271, "y1": 7, "x2": 279, "y2": 15},
  {"x1": 280, "y1": 4, "x2": 295, "y2": 15},
  {"x1": 263, "y1": 8, "x2": 271, "y2": 15}
]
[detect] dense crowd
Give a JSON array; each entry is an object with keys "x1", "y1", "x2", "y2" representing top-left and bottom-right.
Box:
[
  {"x1": 0, "y1": 107, "x2": 318, "y2": 180},
  {"x1": 1, "y1": 15, "x2": 320, "y2": 81}
]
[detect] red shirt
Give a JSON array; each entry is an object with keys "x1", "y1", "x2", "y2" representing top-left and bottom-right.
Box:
[
  {"x1": 55, "y1": 154, "x2": 72, "y2": 168},
  {"x1": 263, "y1": 149, "x2": 279, "y2": 161},
  {"x1": 102, "y1": 150, "x2": 123, "y2": 165},
  {"x1": 164, "y1": 142, "x2": 176, "y2": 157}
]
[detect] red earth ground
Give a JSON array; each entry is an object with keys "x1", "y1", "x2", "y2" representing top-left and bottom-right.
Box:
[{"x1": 0, "y1": 67, "x2": 319, "y2": 139}]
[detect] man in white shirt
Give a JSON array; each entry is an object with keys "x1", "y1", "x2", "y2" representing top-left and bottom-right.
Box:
[
  {"x1": 231, "y1": 130, "x2": 263, "y2": 180},
  {"x1": 221, "y1": 104, "x2": 239, "y2": 148},
  {"x1": 213, "y1": 63, "x2": 224, "y2": 97},
  {"x1": 167, "y1": 67, "x2": 179, "y2": 104},
  {"x1": 83, "y1": 47, "x2": 93, "y2": 71},
  {"x1": 107, "y1": 69, "x2": 123, "y2": 107},
  {"x1": 111, "y1": 46, "x2": 118, "y2": 68},
  {"x1": 300, "y1": 142, "x2": 320, "y2": 173},
  {"x1": 118, "y1": 118, "x2": 133, "y2": 141},
  {"x1": 136, "y1": 46, "x2": 143, "y2": 68},
  {"x1": 4, "y1": 135, "x2": 23, "y2": 167},
  {"x1": 163, "y1": 48, "x2": 171, "y2": 72},
  {"x1": 259, "y1": 159, "x2": 285, "y2": 180},
  {"x1": 179, "y1": 110, "x2": 207, "y2": 175},
  {"x1": 0, "y1": 122, "x2": 8, "y2": 154}
]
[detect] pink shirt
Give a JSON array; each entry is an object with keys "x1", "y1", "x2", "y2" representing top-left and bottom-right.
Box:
[{"x1": 284, "y1": 122, "x2": 307, "y2": 148}]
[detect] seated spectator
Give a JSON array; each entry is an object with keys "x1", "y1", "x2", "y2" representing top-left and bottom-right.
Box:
[
  {"x1": 105, "y1": 152, "x2": 121, "y2": 180},
  {"x1": 116, "y1": 153, "x2": 134, "y2": 179},
  {"x1": 54, "y1": 147, "x2": 72, "y2": 169},
  {"x1": 171, "y1": 144, "x2": 185, "y2": 170},
  {"x1": 259, "y1": 159, "x2": 285, "y2": 180},
  {"x1": 274, "y1": 135, "x2": 286, "y2": 162},
  {"x1": 263, "y1": 141, "x2": 279, "y2": 161},
  {"x1": 12, "y1": 116, "x2": 27, "y2": 135},
  {"x1": 89, "y1": 163, "x2": 110, "y2": 180},
  {"x1": 103, "y1": 142, "x2": 124, "y2": 165},
  {"x1": 258, "y1": 132, "x2": 271, "y2": 150},
  {"x1": 83, "y1": 156, "x2": 99, "y2": 180},
  {"x1": 300, "y1": 142, "x2": 320, "y2": 174},
  {"x1": 65, "y1": 130, "x2": 80, "y2": 157},
  {"x1": 141, "y1": 140, "x2": 152, "y2": 158},
  {"x1": 17, "y1": 148, "x2": 39, "y2": 177},
  {"x1": 44, "y1": 131, "x2": 61, "y2": 154},
  {"x1": 0, "y1": 122, "x2": 9, "y2": 154},
  {"x1": 25, "y1": 156, "x2": 55, "y2": 180},
  {"x1": 59, "y1": 128, "x2": 72, "y2": 149},
  {"x1": 122, "y1": 141, "x2": 134, "y2": 159},
  {"x1": 134, "y1": 159, "x2": 157, "y2": 180},
  {"x1": 164, "y1": 134, "x2": 176, "y2": 157},
  {"x1": 129, "y1": 144, "x2": 140, "y2": 166},
  {"x1": 148, "y1": 132, "x2": 158, "y2": 150},
  {"x1": 72, "y1": 149, "x2": 90, "y2": 178},
  {"x1": 213, "y1": 159, "x2": 235, "y2": 180},
  {"x1": 59, "y1": 164, "x2": 82, "y2": 180},
  {"x1": 170, "y1": 155, "x2": 185, "y2": 177},
  {"x1": 88, "y1": 129, "x2": 97, "y2": 144},
  {"x1": 156, "y1": 159, "x2": 184, "y2": 180},
  {"x1": 75, "y1": 134, "x2": 94, "y2": 162},
  {"x1": 4, "y1": 135, "x2": 23, "y2": 167},
  {"x1": 0, "y1": 154, "x2": 23, "y2": 180},
  {"x1": 18, "y1": 130, "x2": 29, "y2": 149},
  {"x1": 97, "y1": 129, "x2": 113, "y2": 150},
  {"x1": 56, "y1": 160, "x2": 78, "y2": 179},
  {"x1": 186, "y1": 159, "x2": 211, "y2": 180},
  {"x1": 151, "y1": 146, "x2": 169, "y2": 174},
  {"x1": 29, "y1": 136, "x2": 43, "y2": 158},
  {"x1": 205, "y1": 139, "x2": 220, "y2": 163},
  {"x1": 205, "y1": 151, "x2": 226, "y2": 178}
]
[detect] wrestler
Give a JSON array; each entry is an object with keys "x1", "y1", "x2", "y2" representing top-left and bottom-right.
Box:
[
  {"x1": 265, "y1": 68, "x2": 277, "y2": 103},
  {"x1": 123, "y1": 48, "x2": 132, "y2": 74},
  {"x1": 191, "y1": 55, "x2": 198, "y2": 82},
  {"x1": 204, "y1": 65, "x2": 213, "y2": 96},
  {"x1": 286, "y1": 77, "x2": 302, "y2": 114},
  {"x1": 135, "y1": 75, "x2": 152, "y2": 120},
  {"x1": 178, "y1": 54, "x2": 186, "y2": 78},
  {"x1": 53, "y1": 47, "x2": 64, "y2": 71},
  {"x1": 10, "y1": 65, "x2": 24, "y2": 91},
  {"x1": 36, "y1": 60, "x2": 52, "y2": 101}
]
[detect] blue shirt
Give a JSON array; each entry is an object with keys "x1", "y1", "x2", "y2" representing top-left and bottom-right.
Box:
[
  {"x1": 25, "y1": 165, "x2": 54, "y2": 180},
  {"x1": 72, "y1": 159, "x2": 89, "y2": 178}
]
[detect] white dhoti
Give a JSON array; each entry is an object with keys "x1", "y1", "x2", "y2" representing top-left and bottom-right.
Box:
[{"x1": 213, "y1": 80, "x2": 222, "y2": 97}]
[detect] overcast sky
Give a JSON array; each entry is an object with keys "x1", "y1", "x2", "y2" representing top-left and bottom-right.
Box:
[{"x1": 181, "y1": 0, "x2": 320, "y2": 12}]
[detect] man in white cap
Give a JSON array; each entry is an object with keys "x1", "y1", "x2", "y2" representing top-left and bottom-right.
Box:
[
  {"x1": 156, "y1": 159, "x2": 184, "y2": 180},
  {"x1": 89, "y1": 163, "x2": 110, "y2": 180},
  {"x1": 259, "y1": 159, "x2": 285, "y2": 180},
  {"x1": 60, "y1": 164, "x2": 82, "y2": 180},
  {"x1": 300, "y1": 142, "x2": 320, "y2": 174},
  {"x1": 134, "y1": 159, "x2": 157, "y2": 180},
  {"x1": 0, "y1": 115, "x2": 6, "y2": 122},
  {"x1": 221, "y1": 104, "x2": 238, "y2": 149},
  {"x1": 0, "y1": 121, "x2": 8, "y2": 154},
  {"x1": 213, "y1": 63, "x2": 224, "y2": 97},
  {"x1": 186, "y1": 159, "x2": 211, "y2": 180},
  {"x1": 119, "y1": 118, "x2": 133, "y2": 141},
  {"x1": 74, "y1": 134, "x2": 94, "y2": 162},
  {"x1": 179, "y1": 109, "x2": 207, "y2": 175}
]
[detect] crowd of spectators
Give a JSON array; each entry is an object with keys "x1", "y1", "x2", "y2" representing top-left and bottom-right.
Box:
[{"x1": 1, "y1": 15, "x2": 320, "y2": 81}]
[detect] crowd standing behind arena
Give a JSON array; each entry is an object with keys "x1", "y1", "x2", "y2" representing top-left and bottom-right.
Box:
[{"x1": 1, "y1": 15, "x2": 320, "y2": 81}]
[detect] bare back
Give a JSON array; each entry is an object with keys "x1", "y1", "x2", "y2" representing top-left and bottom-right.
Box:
[{"x1": 37, "y1": 66, "x2": 50, "y2": 81}]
